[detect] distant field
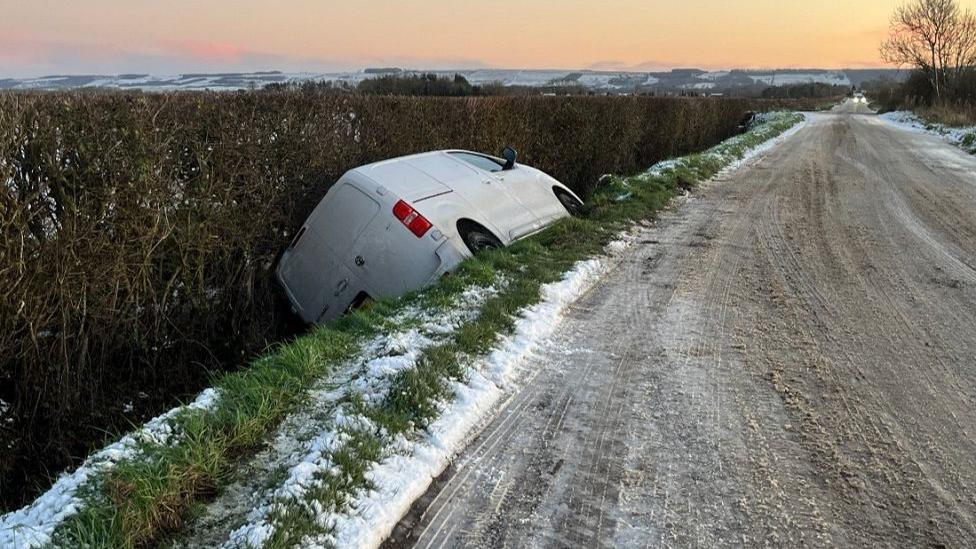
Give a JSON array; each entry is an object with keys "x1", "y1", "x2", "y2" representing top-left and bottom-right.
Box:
[{"x1": 0, "y1": 68, "x2": 904, "y2": 93}]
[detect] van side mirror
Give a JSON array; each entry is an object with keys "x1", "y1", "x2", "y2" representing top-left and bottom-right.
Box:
[{"x1": 501, "y1": 147, "x2": 517, "y2": 170}]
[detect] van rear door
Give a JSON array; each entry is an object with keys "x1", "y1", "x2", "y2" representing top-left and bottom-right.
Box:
[
  {"x1": 353, "y1": 200, "x2": 444, "y2": 298},
  {"x1": 278, "y1": 231, "x2": 357, "y2": 323},
  {"x1": 279, "y1": 182, "x2": 381, "y2": 323}
]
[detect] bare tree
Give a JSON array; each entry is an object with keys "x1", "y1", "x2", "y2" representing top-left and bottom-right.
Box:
[{"x1": 881, "y1": 0, "x2": 976, "y2": 101}]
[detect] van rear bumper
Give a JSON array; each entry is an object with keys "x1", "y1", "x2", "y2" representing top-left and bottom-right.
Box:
[{"x1": 276, "y1": 238, "x2": 456, "y2": 325}]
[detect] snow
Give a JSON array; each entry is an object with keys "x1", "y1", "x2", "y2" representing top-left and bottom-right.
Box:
[
  {"x1": 749, "y1": 72, "x2": 850, "y2": 87},
  {"x1": 218, "y1": 285, "x2": 500, "y2": 548},
  {"x1": 1, "y1": 70, "x2": 879, "y2": 93},
  {"x1": 699, "y1": 71, "x2": 730, "y2": 81},
  {"x1": 641, "y1": 113, "x2": 807, "y2": 183},
  {"x1": 577, "y1": 74, "x2": 617, "y2": 87},
  {"x1": 880, "y1": 111, "x2": 976, "y2": 154},
  {"x1": 0, "y1": 389, "x2": 220, "y2": 548},
  {"x1": 646, "y1": 158, "x2": 679, "y2": 177},
  {"x1": 323, "y1": 258, "x2": 614, "y2": 549}
]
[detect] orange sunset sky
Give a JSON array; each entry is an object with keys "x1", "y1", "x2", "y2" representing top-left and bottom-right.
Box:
[{"x1": 3, "y1": 0, "x2": 976, "y2": 76}]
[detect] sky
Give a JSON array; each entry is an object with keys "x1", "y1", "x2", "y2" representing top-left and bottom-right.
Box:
[{"x1": 3, "y1": 0, "x2": 975, "y2": 77}]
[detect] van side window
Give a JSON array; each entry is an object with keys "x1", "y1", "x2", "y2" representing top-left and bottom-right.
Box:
[{"x1": 450, "y1": 152, "x2": 505, "y2": 173}]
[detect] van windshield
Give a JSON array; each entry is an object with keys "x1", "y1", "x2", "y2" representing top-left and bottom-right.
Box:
[{"x1": 450, "y1": 152, "x2": 505, "y2": 173}]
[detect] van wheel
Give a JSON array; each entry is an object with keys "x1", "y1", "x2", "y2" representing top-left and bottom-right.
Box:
[
  {"x1": 555, "y1": 190, "x2": 584, "y2": 216},
  {"x1": 459, "y1": 223, "x2": 503, "y2": 254}
]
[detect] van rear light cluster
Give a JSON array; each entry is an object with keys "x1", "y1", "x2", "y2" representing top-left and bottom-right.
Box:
[{"x1": 392, "y1": 200, "x2": 433, "y2": 237}]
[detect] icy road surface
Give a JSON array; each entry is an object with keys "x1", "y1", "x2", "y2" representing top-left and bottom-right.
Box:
[{"x1": 384, "y1": 110, "x2": 976, "y2": 547}]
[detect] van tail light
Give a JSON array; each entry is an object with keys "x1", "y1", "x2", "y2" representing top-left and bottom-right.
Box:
[{"x1": 392, "y1": 200, "x2": 433, "y2": 238}]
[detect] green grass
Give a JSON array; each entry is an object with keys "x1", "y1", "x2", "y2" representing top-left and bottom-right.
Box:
[
  {"x1": 960, "y1": 132, "x2": 976, "y2": 154},
  {"x1": 50, "y1": 112, "x2": 804, "y2": 548}
]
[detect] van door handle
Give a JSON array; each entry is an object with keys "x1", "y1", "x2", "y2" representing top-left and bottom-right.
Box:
[
  {"x1": 482, "y1": 179, "x2": 492, "y2": 185},
  {"x1": 334, "y1": 278, "x2": 348, "y2": 296}
]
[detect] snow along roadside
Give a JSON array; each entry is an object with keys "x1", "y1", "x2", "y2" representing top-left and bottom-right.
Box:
[
  {"x1": 0, "y1": 389, "x2": 221, "y2": 548},
  {"x1": 215, "y1": 284, "x2": 503, "y2": 548},
  {"x1": 718, "y1": 112, "x2": 808, "y2": 174},
  {"x1": 880, "y1": 111, "x2": 976, "y2": 154},
  {"x1": 322, "y1": 257, "x2": 616, "y2": 548}
]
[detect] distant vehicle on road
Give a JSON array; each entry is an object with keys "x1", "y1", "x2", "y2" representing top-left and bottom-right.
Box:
[
  {"x1": 276, "y1": 148, "x2": 584, "y2": 324},
  {"x1": 853, "y1": 92, "x2": 867, "y2": 104}
]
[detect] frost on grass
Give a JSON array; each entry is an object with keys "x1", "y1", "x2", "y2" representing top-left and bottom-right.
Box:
[
  {"x1": 881, "y1": 111, "x2": 976, "y2": 154},
  {"x1": 0, "y1": 389, "x2": 220, "y2": 549},
  {"x1": 215, "y1": 258, "x2": 609, "y2": 548},
  {"x1": 321, "y1": 258, "x2": 612, "y2": 549},
  {"x1": 175, "y1": 284, "x2": 503, "y2": 549},
  {"x1": 230, "y1": 110, "x2": 806, "y2": 549},
  {"x1": 603, "y1": 112, "x2": 806, "y2": 201}
]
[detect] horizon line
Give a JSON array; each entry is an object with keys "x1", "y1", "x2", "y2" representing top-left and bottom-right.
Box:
[{"x1": 7, "y1": 66, "x2": 904, "y2": 80}]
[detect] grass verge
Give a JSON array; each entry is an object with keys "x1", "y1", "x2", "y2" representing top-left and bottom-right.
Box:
[
  {"x1": 882, "y1": 110, "x2": 976, "y2": 155},
  {"x1": 36, "y1": 112, "x2": 805, "y2": 548}
]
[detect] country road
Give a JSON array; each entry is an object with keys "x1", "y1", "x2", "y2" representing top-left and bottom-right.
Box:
[{"x1": 384, "y1": 108, "x2": 976, "y2": 548}]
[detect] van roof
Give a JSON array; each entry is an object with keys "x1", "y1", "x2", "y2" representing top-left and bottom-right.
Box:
[
  {"x1": 354, "y1": 150, "x2": 491, "y2": 178},
  {"x1": 351, "y1": 150, "x2": 486, "y2": 200}
]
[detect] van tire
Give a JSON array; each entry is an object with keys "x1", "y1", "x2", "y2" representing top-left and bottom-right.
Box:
[
  {"x1": 458, "y1": 221, "x2": 503, "y2": 254},
  {"x1": 555, "y1": 189, "x2": 584, "y2": 216}
]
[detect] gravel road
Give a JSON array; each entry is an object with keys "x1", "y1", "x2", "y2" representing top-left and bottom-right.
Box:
[{"x1": 384, "y1": 108, "x2": 976, "y2": 548}]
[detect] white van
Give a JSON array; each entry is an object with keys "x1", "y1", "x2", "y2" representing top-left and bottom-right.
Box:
[{"x1": 276, "y1": 148, "x2": 584, "y2": 324}]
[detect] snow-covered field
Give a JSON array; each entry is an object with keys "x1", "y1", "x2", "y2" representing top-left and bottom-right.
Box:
[
  {"x1": 0, "y1": 69, "x2": 883, "y2": 92},
  {"x1": 749, "y1": 71, "x2": 851, "y2": 87},
  {"x1": 682, "y1": 82, "x2": 717, "y2": 90},
  {"x1": 880, "y1": 111, "x2": 976, "y2": 154}
]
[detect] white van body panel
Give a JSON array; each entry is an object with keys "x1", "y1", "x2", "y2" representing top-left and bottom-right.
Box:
[{"x1": 276, "y1": 150, "x2": 581, "y2": 324}]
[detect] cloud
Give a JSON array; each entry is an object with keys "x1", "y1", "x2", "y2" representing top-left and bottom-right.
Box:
[{"x1": 586, "y1": 60, "x2": 628, "y2": 71}]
